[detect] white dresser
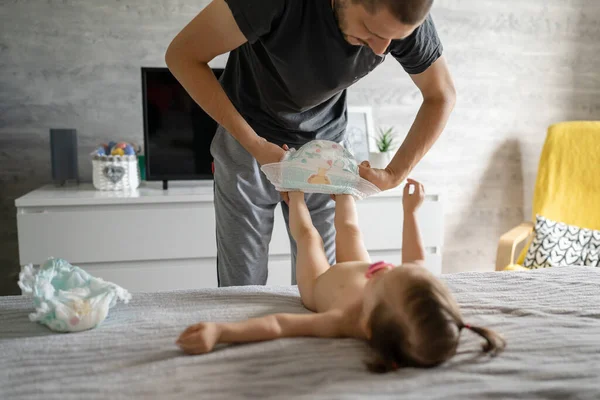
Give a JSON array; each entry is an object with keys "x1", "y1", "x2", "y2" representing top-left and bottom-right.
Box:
[{"x1": 15, "y1": 182, "x2": 444, "y2": 292}]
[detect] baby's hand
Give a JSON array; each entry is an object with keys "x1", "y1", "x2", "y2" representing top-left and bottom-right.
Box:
[
  {"x1": 176, "y1": 322, "x2": 221, "y2": 355},
  {"x1": 403, "y1": 178, "x2": 425, "y2": 212}
]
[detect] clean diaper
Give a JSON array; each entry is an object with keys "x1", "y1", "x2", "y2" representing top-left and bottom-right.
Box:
[
  {"x1": 261, "y1": 140, "x2": 381, "y2": 200},
  {"x1": 18, "y1": 258, "x2": 131, "y2": 333}
]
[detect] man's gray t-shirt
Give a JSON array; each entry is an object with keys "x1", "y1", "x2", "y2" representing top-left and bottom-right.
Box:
[{"x1": 220, "y1": 0, "x2": 443, "y2": 147}]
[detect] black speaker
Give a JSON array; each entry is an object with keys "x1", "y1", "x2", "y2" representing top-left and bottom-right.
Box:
[{"x1": 50, "y1": 128, "x2": 79, "y2": 185}]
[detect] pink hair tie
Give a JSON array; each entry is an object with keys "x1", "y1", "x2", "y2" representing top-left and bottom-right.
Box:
[{"x1": 365, "y1": 261, "x2": 394, "y2": 278}]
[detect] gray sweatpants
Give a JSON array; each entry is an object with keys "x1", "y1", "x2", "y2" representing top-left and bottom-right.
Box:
[{"x1": 210, "y1": 125, "x2": 337, "y2": 287}]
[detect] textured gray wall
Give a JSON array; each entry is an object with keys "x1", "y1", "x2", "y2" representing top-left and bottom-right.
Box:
[{"x1": 1, "y1": 1, "x2": 599, "y2": 294}]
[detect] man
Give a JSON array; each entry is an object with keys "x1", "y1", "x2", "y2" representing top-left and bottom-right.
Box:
[{"x1": 165, "y1": 0, "x2": 456, "y2": 287}]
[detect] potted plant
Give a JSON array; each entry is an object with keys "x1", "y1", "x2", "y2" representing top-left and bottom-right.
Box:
[{"x1": 369, "y1": 126, "x2": 397, "y2": 169}]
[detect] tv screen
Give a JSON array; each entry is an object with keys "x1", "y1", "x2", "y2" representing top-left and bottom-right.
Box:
[{"x1": 142, "y1": 67, "x2": 224, "y2": 181}]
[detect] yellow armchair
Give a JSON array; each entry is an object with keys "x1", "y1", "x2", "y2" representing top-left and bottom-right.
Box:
[{"x1": 495, "y1": 121, "x2": 600, "y2": 271}]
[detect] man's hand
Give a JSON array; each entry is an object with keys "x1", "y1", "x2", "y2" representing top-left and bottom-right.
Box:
[
  {"x1": 252, "y1": 138, "x2": 287, "y2": 166},
  {"x1": 177, "y1": 322, "x2": 222, "y2": 355},
  {"x1": 253, "y1": 142, "x2": 291, "y2": 204},
  {"x1": 402, "y1": 178, "x2": 425, "y2": 213},
  {"x1": 358, "y1": 161, "x2": 405, "y2": 191}
]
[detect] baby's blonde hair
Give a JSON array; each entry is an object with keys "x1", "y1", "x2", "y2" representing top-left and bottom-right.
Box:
[{"x1": 366, "y1": 272, "x2": 506, "y2": 373}]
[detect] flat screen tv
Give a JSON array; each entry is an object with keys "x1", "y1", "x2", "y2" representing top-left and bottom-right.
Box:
[{"x1": 142, "y1": 67, "x2": 224, "y2": 186}]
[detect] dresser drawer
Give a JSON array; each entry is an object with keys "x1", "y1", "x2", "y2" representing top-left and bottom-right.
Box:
[
  {"x1": 267, "y1": 197, "x2": 444, "y2": 257},
  {"x1": 17, "y1": 203, "x2": 216, "y2": 265},
  {"x1": 357, "y1": 196, "x2": 444, "y2": 252},
  {"x1": 76, "y1": 258, "x2": 218, "y2": 292}
]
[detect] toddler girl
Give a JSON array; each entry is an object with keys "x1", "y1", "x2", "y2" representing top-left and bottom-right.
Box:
[{"x1": 177, "y1": 179, "x2": 505, "y2": 372}]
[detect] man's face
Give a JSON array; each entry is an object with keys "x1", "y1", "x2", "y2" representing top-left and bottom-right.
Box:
[{"x1": 332, "y1": 0, "x2": 423, "y2": 55}]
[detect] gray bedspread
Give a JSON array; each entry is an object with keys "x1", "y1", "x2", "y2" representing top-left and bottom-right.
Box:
[{"x1": 1, "y1": 266, "x2": 600, "y2": 400}]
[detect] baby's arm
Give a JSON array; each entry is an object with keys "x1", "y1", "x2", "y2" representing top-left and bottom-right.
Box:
[
  {"x1": 288, "y1": 191, "x2": 318, "y2": 240},
  {"x1": 402, "y1": 179, "x2": 426, "y2": 264},
  {"x1": 333, "y1": 194, "x2": 370, "y2": 262},
  {"x1": 177, "y1": 311, "x2": 344, "y2": 355}
]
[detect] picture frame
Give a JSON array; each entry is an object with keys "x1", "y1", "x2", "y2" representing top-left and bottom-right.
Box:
[{"x1": 345, "y1": 105, "x2": 375, "y2": 163}]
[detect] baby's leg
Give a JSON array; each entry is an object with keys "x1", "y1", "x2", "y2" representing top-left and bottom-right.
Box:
[
  {"x1": 288, "y1": 192, "x2": 331, "y2": 311},
  {"x1": 334, "y1": 195, "x2": 371, "y2": 263}
]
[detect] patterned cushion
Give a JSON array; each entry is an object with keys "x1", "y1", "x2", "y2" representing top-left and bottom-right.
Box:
[{"x1": 523, "y1": 215, "x2": 600, "y2": 269}]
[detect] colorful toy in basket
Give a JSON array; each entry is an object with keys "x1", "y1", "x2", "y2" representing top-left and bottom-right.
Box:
[
  {"x1": 91, "y1": 141, "x2": 141, "y2": 191},
  {"x1": 95, "y1": 141, "x2": 138, "y2": 157},
  {"x1": 260, "y1": 140, "x2": 381, "y2": 200}
]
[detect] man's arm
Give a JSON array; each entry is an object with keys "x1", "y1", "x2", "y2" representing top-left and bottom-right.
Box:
[
  {"x1": 177, "y1": 311, "x2": 345, "y2": 355},
  {"x1": 165, "y1": 0, "x2": 285, "y2": 166},
  {"x1": 359, "y1": 56, "x2": 456, "y2": 190}
]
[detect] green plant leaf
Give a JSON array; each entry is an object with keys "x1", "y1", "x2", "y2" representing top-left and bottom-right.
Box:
[{"x1": 375, "y1": 126, "x2": 396, "y2": 152}]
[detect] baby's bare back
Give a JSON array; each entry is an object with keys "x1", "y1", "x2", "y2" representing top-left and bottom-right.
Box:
[{"x1": 312, "y1": 261, "x2": 371, "y2": 313}]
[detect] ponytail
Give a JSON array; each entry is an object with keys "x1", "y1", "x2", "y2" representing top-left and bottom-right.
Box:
[{"x1": 462, "y1": 323, "x2": 506, "y2": 355}]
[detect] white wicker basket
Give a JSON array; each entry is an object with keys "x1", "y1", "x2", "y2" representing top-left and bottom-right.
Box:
[{"x1": 91, "y1": 153, "x2": 140, "y2": 191}]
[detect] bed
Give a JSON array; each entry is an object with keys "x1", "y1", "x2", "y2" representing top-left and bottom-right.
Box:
[{"x1": 1, "y1": 266, "x2": 599, "y2": 399}]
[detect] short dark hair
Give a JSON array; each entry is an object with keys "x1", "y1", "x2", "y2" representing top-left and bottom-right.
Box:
[{"x1": 355, "y1": 0, "x2": 434, "y2": 25}]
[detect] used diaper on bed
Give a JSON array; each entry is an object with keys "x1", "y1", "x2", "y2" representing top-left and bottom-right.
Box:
[
  {"x1": 18, "y1": 258, "x2": 131, "y2": 333},
  {"x1": 261, "y1": 140, "x2": 381, "y2": 200}
]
